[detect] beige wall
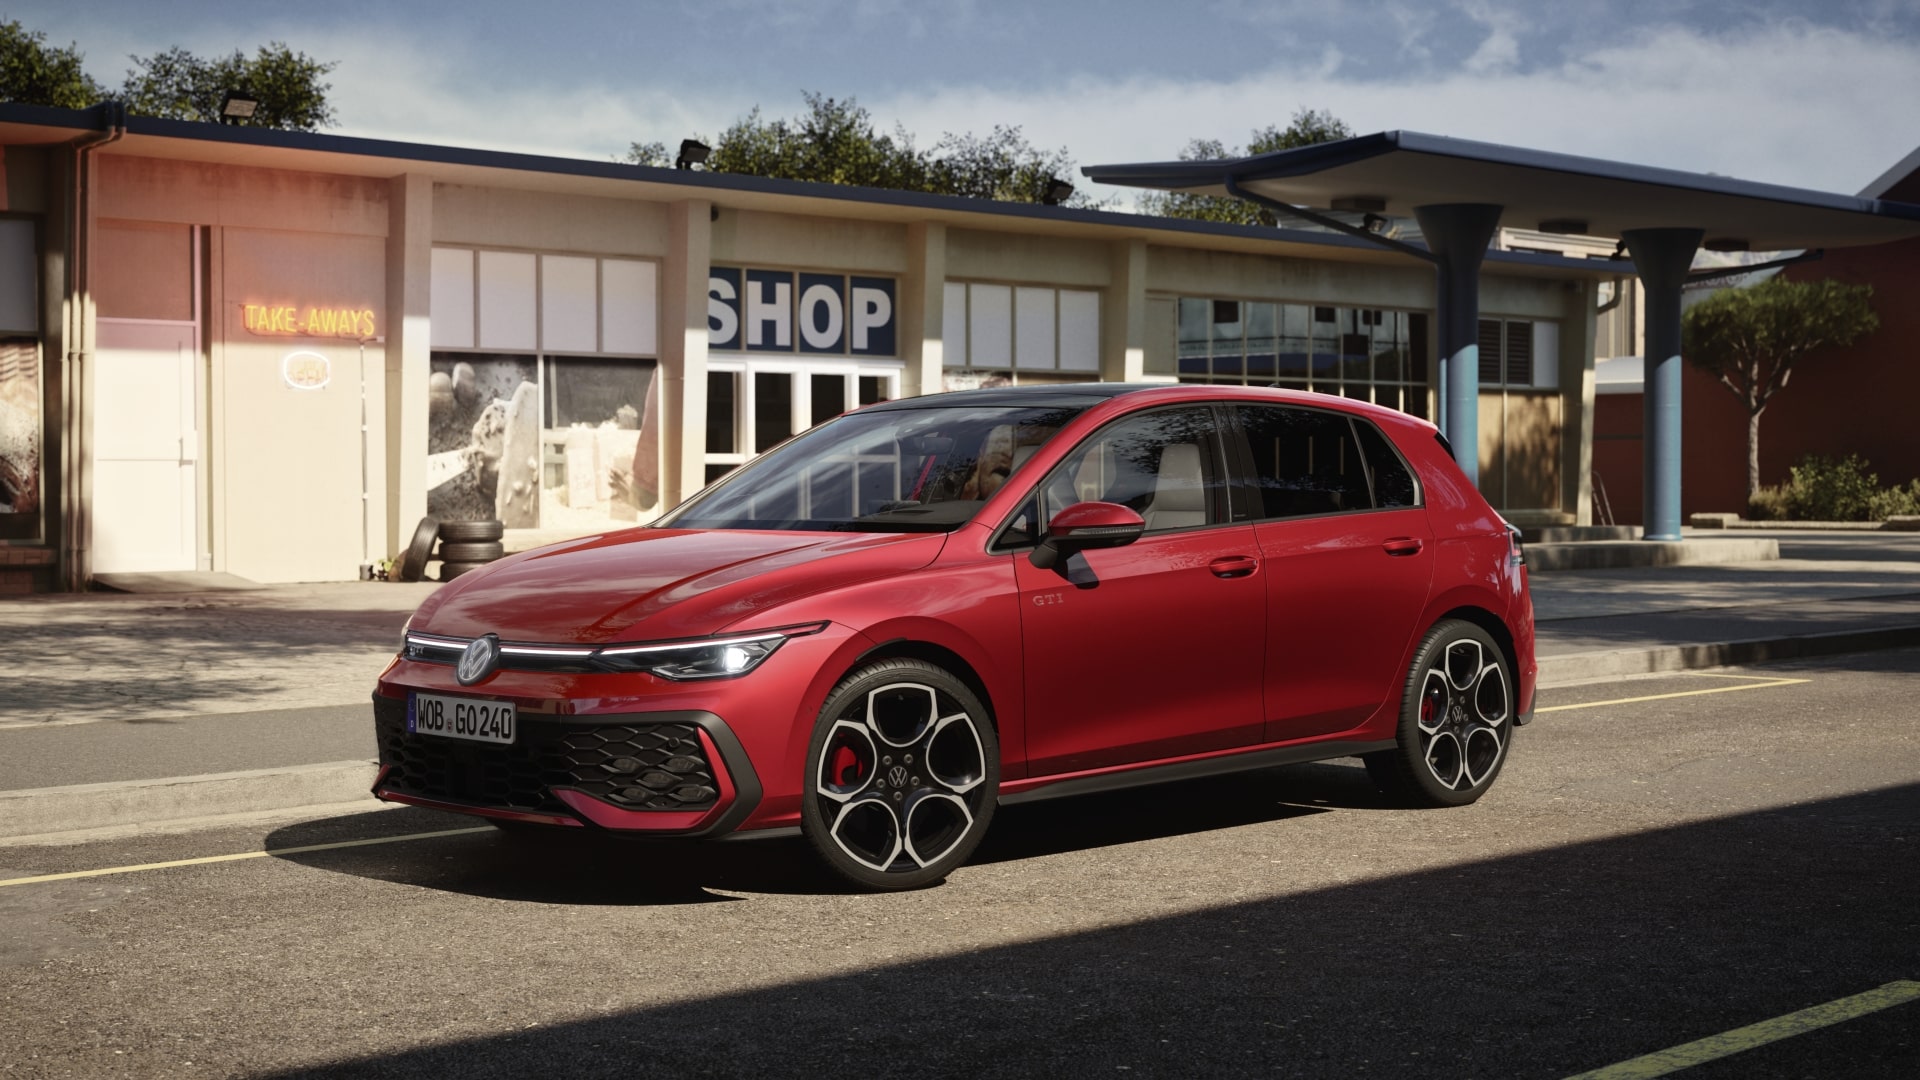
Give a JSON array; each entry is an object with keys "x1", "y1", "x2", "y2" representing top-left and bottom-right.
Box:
[{"x1": 433, "y1": 184, "x2": 670, "y2": 256}]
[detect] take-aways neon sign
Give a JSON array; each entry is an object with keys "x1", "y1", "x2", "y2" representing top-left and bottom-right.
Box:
[{"x1": 243, "y1": 303, "x2": 377, "y2": 339}]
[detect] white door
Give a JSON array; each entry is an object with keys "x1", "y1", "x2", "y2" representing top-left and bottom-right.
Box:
[{"x1": 93, "y1": 321, "x2": 200, "y2": 573}]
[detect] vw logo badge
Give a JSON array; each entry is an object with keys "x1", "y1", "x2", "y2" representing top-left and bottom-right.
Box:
[
  {"x1": 887, "y1": 765, "x2": 910, "y2": 789},
  {"x1": 456, "y1": 634, "x2": 501, "y2": 686}
]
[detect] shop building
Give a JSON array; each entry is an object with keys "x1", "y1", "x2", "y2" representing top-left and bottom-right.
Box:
[{"x1": 1, "y1": 103, "x2": 1615, "y2": 591}]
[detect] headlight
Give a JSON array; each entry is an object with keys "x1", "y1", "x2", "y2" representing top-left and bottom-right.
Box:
[{"x1": 595, "y1": 624, "x2": 823, "y2": 680}]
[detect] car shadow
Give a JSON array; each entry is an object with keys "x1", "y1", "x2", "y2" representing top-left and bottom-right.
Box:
[{"x1": 266, "y1": 762, "x2": 1379, "y2": 902}]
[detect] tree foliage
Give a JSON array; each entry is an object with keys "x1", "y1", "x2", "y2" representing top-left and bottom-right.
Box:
[
  {"x1": 1137, "y1": 108, "x2": 1355, "y2": 225},
  {"x1": 628, "y1": 92, "x2": 1096, "y2": 206},
  {"x1": 1682, "y1": 276, "x2": 1879, "y2": 497},
  {"x1": 0, "y1": 20, "x2": 105, "y2": 108},
  {"x1": 119, "y1": 43, "x2": 336, "y2": 130}
]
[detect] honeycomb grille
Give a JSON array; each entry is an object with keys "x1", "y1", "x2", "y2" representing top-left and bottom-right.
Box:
[{"x1": 373, "y1": 698, "x2": 720, "y2": 814}]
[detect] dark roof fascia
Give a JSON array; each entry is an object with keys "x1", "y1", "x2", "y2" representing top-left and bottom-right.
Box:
[
  {"x1": 1086, "y1": 129, "x2": 1920, "y2": 225},
  {"x1": 0, "y1": 103, "x2": 1608, "y2": 276}
]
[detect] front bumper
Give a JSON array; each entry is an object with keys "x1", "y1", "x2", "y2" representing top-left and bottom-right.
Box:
[{"x1": 370, "y1": 695, "x2": 763, "y2": 837}]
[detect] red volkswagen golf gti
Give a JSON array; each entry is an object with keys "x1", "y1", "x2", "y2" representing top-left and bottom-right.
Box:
[{"x1": 374, "y1": 384, "x2": 1535, "y2": 889}]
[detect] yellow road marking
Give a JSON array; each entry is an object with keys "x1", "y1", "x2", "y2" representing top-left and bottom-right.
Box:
[
  {"x1": 0, "y1": 827, "x2": 492, "y2": 889},
  {"x1": 1565, "y1": 980, "x2": 1920, "y2": 1079},
  {"x1": 1536, "y1": 675, "x2": 1809, "y2": 714}
]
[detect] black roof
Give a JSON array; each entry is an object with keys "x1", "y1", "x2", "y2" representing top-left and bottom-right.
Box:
[{"x1": 863, "y1": 384, "x2": 1163, "y2": 411}]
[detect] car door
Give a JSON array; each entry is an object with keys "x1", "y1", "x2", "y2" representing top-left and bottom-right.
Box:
[
  {"x1": 1011, "y1": 405, "x2": 1266, "y2": 776},
  {"x1": 1230, "y1": 404, "x2": 1436, "y2": 742}
]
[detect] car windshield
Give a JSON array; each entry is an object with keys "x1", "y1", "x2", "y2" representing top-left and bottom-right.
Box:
[{"x1": 659, "y1": 405, "x2": 1086, "y2": 532}]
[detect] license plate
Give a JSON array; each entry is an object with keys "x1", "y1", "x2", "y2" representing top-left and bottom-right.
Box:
[{"x1": 410, "y1": 693, "x2": 516, "y2": 745}]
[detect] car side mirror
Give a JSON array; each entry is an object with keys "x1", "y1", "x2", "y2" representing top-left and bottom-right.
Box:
[{"x1": 1029, "y1": 501, "x2": 1146, "y2": 570}]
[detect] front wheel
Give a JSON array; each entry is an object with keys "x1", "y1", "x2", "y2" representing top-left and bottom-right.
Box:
[
  {"x1": 800, "y1": 659, "x2": 999, "y2": 891},
  {"x1": 1365, "y1": 619, "x2": 1514, "y2": 807}
]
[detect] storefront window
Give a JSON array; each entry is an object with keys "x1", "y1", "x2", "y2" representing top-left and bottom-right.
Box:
[
  {"x1": 1172, "y1": 296, "x2": 1431, "y2": 420},
  {"x1": 0, "y1": 339, "x2": 41, "y2": 538}
]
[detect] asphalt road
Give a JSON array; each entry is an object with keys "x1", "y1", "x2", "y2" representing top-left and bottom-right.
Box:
[{"x1": 1, "y1": 649, "x2": 1916, "y2": 1079}]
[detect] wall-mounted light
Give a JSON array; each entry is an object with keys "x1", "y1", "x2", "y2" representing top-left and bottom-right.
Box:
[
  {"x1": 1362, "y1": 213, "x2": 1388, "y2": 235},
  {"x1": 220, "y1": 90, "x2": 259, "y2": 125},
  {"x1": 676, "y1": 139, "x2": 711, "y2": 170},
  {"x1": 1040, "y1": 177, "x2": 1075, "y2": 206}
]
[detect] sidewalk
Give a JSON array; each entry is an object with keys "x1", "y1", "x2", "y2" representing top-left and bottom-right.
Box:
[{"x1": 3, "y1": 528, "x2": 1918, "y2": 840}]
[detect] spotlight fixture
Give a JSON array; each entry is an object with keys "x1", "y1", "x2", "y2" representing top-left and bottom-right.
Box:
[
  {"x1": 1040, "y1": 177, "x2": 1075, "y2": 206},
  {"x1": 219, "y1": 90, "x2": 260, "y2": 125},
  {"x1": 676, "y1": 139, "x2": 711, "y2": 170}
]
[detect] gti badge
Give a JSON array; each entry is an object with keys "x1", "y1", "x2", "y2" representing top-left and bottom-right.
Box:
[{"x1": 456, "y1": 634, "x2": 501, "y2": 686}]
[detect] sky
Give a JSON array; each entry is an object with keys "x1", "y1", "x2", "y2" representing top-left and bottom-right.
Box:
[{"x1": 13, "y1": 0, "x2": 1920, "y2": 205}]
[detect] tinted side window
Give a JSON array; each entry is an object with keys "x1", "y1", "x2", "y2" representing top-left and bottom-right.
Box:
[
  {"x1": 1355, "y1": 419, "x2": 1419, "y2": 508},
  {"x1": 1235, "y1": 405, "x2": 1371, "y2": 519},
  {"x1": 1040, "y1": 406, "x2": 1227, "y2": 533}
]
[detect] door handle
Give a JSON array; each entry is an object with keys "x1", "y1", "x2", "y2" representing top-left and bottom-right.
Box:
[
  {"x1": 1209, "y1": 555, "x2": 1259, "y2": 579},
  {"x1": 1383, "y1": 537, "x2": 1423, "y2": 557}
]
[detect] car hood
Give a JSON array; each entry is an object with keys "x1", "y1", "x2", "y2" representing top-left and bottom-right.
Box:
[{"x1": 409, "y1": 527, "x2": 946, "y2": 644}]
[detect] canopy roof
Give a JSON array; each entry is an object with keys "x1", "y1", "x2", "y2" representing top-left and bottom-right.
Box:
[{"x1": 1085, "y1": 131, "x2": 1920, "y2": 252}]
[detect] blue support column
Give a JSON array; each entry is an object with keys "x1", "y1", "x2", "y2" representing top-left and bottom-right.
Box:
[
  {"x1": 1414, "y1": 204, "x2": 1504, "y2": 485},
  {"x1": 1622, "y1": 228, "x2": 1702, "y2": 542}
]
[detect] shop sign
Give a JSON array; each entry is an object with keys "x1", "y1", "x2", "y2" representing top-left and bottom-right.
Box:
[
  {"x1": 244, "y1": 303, "x2": 378, "y2": 340},
  {"x1": 708, "y1": 268, "x2": 895, "y2": 356},
  {"x1": 281, "y1": 351, "x2": 331, "y2": 390}
]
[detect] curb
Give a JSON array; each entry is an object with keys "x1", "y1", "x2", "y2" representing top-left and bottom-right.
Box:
[
  {"x1": 1536, "y1": 624, "x2": 1920, "y2": 687},
  {"x1": 0, "y1": 760, "x2": 378, "y2": 841},
  {"x1": 1527, "y1": 537, "x2": 1778, "y2": 572}
]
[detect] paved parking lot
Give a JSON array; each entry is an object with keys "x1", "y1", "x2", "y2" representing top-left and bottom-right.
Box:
[{"x1": 2, "y1": 648, "x2": 1915, "y2": 1079}]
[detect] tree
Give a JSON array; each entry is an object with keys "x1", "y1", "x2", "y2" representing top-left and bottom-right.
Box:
[
  {"x1": 1138, "y1": 108, "x2": 1355, "y2": 224},
  {"x1": 628, "y1": 92, "x2": 1096, "y2": 206},
  {"x1": 119, "y1": 42, "x2": 336, "y2": 130},
  {"x1": 0, "y1": 20, "x2": 105, "y2": 108},
  {"x1": 1682, "y1": 276, "x2": 1879, "y2": 498}
]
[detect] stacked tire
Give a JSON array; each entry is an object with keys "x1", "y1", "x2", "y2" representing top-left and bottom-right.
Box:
[
  {"x1": 395, "y1": 517, "x2": 507, "y2": 583},
  {"x1": 436, "y1": 519, "x2": 505, "y2": 580}
]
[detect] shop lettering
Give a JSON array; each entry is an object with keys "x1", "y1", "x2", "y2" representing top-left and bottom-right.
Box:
[
  {"x1": 708, "y1": 268, "x2": 895, "y2": 356},
  {"x1": 243, "y1": 304, "x2": 378, "y2": 339}
]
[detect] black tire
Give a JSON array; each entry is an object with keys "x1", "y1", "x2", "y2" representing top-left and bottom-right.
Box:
[
  {"x1": 397, "y1": 517, "x2": 439, "y2": 582},
  {"x1": 439, "y1": 519, "x2": 505, "y2": 543},
  {"x1": 800, "y1": 658, "x2": 999, "y2": 891},
  {"x1": 439, "y1": 560, "x2": 488, "y2": 581},
  {"x1": 1364, "y1": 619, "x2": 1515, "y2": 808},
  {"x1": 437, "y1": 541, "x2": 505, "y2": 563}
]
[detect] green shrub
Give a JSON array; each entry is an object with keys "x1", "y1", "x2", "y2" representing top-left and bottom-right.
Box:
[
  {"x1": 1784, "y1": 454, "x2": 1880, "y2": 521},
  {"x1": 1746, "y1": 485, "x2": 1790, "y2": 521},
  {"x1": 1869, "y1": 478, "x2": 1920, "y2": 520}
]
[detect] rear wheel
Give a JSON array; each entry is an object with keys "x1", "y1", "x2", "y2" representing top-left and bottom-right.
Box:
[
  {"x1": 1365, "y1": 619, "x2": 1513, "y2": 807},
  {"x1": 800, "y1": 659, "x2": 999, "y2": 891}
]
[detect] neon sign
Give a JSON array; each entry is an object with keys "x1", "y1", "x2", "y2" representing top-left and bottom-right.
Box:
[{"x1": 243, "y1": 304, "x2": 377, "y2": 339}]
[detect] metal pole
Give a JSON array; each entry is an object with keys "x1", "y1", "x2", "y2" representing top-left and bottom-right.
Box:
[
  {"x1": 1622, "y1": 228, "x2": 1703, "y2": 542},
  {"x1": 1413, "y1": 204, "x2": 1504, "y2": 486}
]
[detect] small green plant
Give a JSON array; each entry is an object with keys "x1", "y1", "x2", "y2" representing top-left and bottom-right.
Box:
[
  {"x1": 1784, "y1": 454, "x2": 1880, "y2": 521},
  {"x1": 1869, "y1": 478, "x2": 1920, "y2": 520},
  {"x1": 1746, "y1": 485, "x2": 1790, "y2": 521}
]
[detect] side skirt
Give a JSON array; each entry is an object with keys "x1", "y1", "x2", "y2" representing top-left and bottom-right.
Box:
[{"x1": 998, "y1": 739, "x2": 1398, "y2": 807}]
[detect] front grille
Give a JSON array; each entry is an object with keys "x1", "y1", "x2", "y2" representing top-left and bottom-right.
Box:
[{"x1": 374, "y1": 698, "x2": 721, "y2": 815}]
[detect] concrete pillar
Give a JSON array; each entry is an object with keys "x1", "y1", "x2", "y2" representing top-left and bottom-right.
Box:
[
  {"x1": 383, "y1": 173, "x2": 431, "y2": 558},
  {"x1": 901, "y1": 222, "x2": 946, "y2": 399},
  {"x1": 661, "y1": 200, "x2": 713, "y2": 507},
  {"x1": 1103, "y1": 238, "x2": 1148, "y2": 381},
  {"x1": 1623, "y1": 227, "x2": 1702, "y2": 541},
  {"x1": 1413, "y1": 204, "x2": 1504, "y2": 484}
]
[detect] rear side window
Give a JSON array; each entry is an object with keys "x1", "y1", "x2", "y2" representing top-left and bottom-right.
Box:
[
  {"x1": 1234, "y1": 405, "x2": 1420, "y2": 518},
  {"x1": 1355, "y1": 419, "x2": 1419, "y2": 508}
]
